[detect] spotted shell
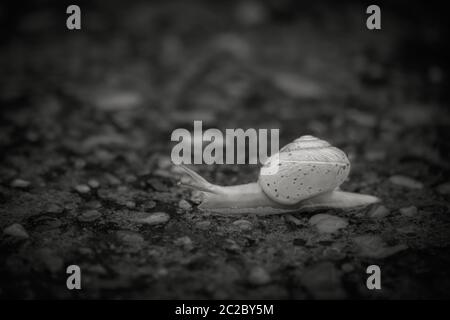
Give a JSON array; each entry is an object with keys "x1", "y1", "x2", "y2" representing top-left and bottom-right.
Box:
[{"x1": 258, "y1": 135, "x2": 350, "y2": 205}]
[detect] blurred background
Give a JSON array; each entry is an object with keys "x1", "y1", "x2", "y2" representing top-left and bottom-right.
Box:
[{"x1": 0, "y1": 0, "x2": 449, "y2": 299}]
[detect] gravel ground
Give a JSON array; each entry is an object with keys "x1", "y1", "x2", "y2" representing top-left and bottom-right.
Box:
[{"x1": 0, "y1": 0, "x2": 449, "y2": 299}]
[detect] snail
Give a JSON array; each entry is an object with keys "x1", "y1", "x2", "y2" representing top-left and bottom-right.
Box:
[{"x1": 178, "y1": 135, "x2": 380, "y2": 215}]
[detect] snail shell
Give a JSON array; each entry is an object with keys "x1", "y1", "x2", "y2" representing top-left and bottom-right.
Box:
[{"x1": 258, "y1": 135, "x2": 350, "y2": 205}]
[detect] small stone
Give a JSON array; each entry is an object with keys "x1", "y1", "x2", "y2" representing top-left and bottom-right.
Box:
[
  {"x1": 273, "y1": 73, "x2": 323, "y2": 99},
  {"x1": 11, "y1": 179, "x2": 30, "y2": 189},
  {"x1": 125, "y1": 201, "x2": 136, "y2": 209},
  {"x1": 300, "y1": 262, "x2": 346, "y2": 299},
  {"x1": 389, "y1": 175, "x2": 423, "y2": 189},
  {"x1": 44, "y1": 203, "x2": 64, "y2": 214},
  {"x1": 94, "y1": 89, "x2": 143, "y2": 111},
  {"x1": 134, "y1": 212, "x2": 170, "y2": 226},
  {"x1": 34, "y1": 217, "x2": 62, "y2": 231},
  {"x1": 341, "y1": 263, "x2": 354, "y2": 273},
  {"x1": 396, "y1": 225, "x2": 416, "y2": 234},
  {"x1": 190, "y1": 190, "x2": 204, "y2": 204},
  {"x1": 74, "y1": 159, "x2": 86, "y2": 169},
  {"x1": 116, "y1": 231, "x2": 144, "y2": 244},
  {"x1": 436, "y1": 182, "x2": 450, "y2": 195},
  {"x1": 87, "y1": 179, "x2": 100, "y2": 189},
  {"x1": 309, "y1": 214, "x2": 348, "y2": 234},
  {"x1": 248, "y1": 266, "x2": 271, "y2": 286},
  {"x1": 142, "y1": 200, "x2": 156, "y2": 210},
  {"x1": 365, "y1": 150, "x2": 386, "y2": 161},
  {"x1": 174, "y1": 236, "x2": 193, "y2": 250},
  {"x1": 399, "y1": 206, "x2": 418, "y2": 217},
  {"x1": 224, "y1": 239, "x2": 241, "y2": 252},
  {"x1": 235, "y1": 1, "x2": 268, "y2": 26},
  {"x1": 36, "y1": 248, "x2": 63, "y2": 273},
  {"x1": 178, "y1": 199, "x2": 192, "y2": 211},
  {"x1": 368, "y1": 205, "x2": 390, "y2": 219},
  {"x1": 105, "y1": 173, "x2": 121, "y2": 186},
  {"x1": 3, "y1": 223, "x2": 29, "y2": 239},
  {"x1": 353, "y1": 235, "x2": 407, "y2": 259},
  {"x1": 75, "y1": 184, "x2": 91, "y2": 194},
  {"x1": 86, "y1": 200, "x2": 103, "y2": 209},
  {"x1": 284, "y1": 214, "x2": 304, "y2": 226},
  {"x1": 78, "y1": 247, "x2": 94, "y2": 255},
  {"x1": 232, "y1": 219, "x2": 253, "y2": 231},
  {"x1": 78, "y1": 210, "x2": 102, "y2": 222},
  {"x1": 195, "y1": 220, "x2": 212, "y2": 230}
]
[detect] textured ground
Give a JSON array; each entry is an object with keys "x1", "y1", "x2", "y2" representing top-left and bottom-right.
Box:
[{"x1": 0, "y1": 0, "x2": 449, "y2": 299}]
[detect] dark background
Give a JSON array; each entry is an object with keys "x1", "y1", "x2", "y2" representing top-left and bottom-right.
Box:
[{"x1": 0, "y1": 0, "x2": 449, "y2": 299}]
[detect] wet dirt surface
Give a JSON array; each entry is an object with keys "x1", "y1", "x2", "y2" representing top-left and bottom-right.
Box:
[{"x1": 0, "y1": 1, "x2": 449, "y2": 299}]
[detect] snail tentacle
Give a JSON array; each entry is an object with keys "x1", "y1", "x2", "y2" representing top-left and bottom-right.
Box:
[{"x1": 177, "y1": 165, "x2": 223, "y2": 194}]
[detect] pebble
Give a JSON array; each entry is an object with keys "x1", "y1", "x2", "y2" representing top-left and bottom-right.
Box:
[
  {"x1": 232, "y1": 219, "x2": 253, "y2": 231},
  {"x1": 116, "y1": 231, "x2": 144, "y2": 244},
  {"x1": 284, "y1": 214, "x2": 303, "y2": 226},
  {"x1": 134, "y1": 212, "x2": 170, "y2": 226},
  {"x1": 190, "y1": 190, "x2": 204, "y2": 204},
  {"x1": 3, "y1": 223, "x2": 29, "y2": 239},
  {"x1": 105, "y1": 173, "x2": 121, "y2": 186},
  {"x1": 389, "y1": 175, "x2": 423, "y2": 189},
  {"x1": 34, "y1": 217, "x2": 62, "y2": 231},
  {"x1": 353, "y1": 235, "x2": 407, "y2": 259},
  {"x1": 300, "y1": 262, "x2": 346, "y2": 299},
  {"x1": 87, "y1": 179, "x2": 100, "y2": 189},
  {"x1": 44, "y1": 203, "x2": 64, "y2": 214},
  {"x1": 37, "y1": 248, "x2": 64, "y2": 273},
  {"x1": 235, "y1": 1, "x2": 267, "y2": 26},
  {"x1": 396, "y1": 225, "x2": 416, "y2": 234},
  {"x1": 224, "y1": 239, "x2": 241, "y2": 252},
  {"x1": 174, "y1": 236, "x2": 193, "y2": 250},
  {"x1": 365, "y1": 150, "x2": 386, "y2": 161},
  {"x1": 309, "y1": 214, "x2": 348, "y2": 234},
  {"x1": 10, "y1": 179, "x2": 30, "y2": 189},
  {"x1": 273, "y1": 73, "x2": 323, "y2": 99},
  {"x1": 94, "y1": 90, "x2": 143, "y2": 111},
  {"x1": 368, "y1": 205, "x2": 390, "y2": 219},
  {"x1": 436, "y1": 182, "x2": 450, "y2": 195},
  {"x1": 125, "y1": 201, "x2": 136, "y2": 209},
  {"x1": 195, "y1": 220, "x2": 212, "y2": 230},
  {"x1": 178, "y1": 199, "x2": 192, "y2": 211},
  {"x1": 78, "y1": 210, "x2": 102, "y2": 222},
  {"x1": 86, "y1": 200, "x2": 103, "y2": 209},
  {"x1": 399, "y1": 206, "x2": 418, "y2": 217},
  {"x1": 341, "y1": 263, "x2": 354, "y2": 273},
  {"x1": 248, "y1": 266, "x2": 271, "y2": 286},
  {"x1": 75, "y1": 184, "x2": 91, "y2": 194},
  {"x1": 142, "y1": 200, "x2": 156, "y2": 210}
]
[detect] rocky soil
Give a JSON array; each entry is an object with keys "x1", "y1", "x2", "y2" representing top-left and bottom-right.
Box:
[{"x1": 0, "y1": 0, "x2": 449, "y2": 299}]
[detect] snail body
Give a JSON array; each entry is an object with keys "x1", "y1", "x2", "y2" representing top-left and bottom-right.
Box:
[{"x1": 178, "y1": 135, "x2": 379, "y2": 215}]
